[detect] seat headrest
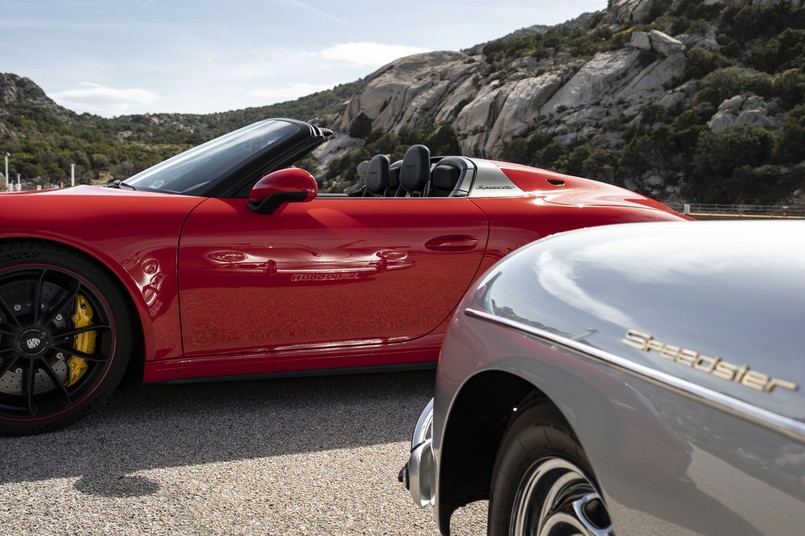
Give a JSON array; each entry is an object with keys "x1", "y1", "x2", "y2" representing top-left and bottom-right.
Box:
[
  {"x1": 431, "y1": 164, "x2": 461, "y2": 195},
  {"x1": 365, "y1": 154, "x2": 390, "y2": 195},
  {"x1": 388, "y1": 160, "x2": 401, "y2": 190},
  {"x1": 400, "y1": 145, "x2": 430, "y2": 193}
]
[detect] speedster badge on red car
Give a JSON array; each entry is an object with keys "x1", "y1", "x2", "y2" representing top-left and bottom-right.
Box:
[{"x1": 0, "y1": 118, "x2": 686, "y2": 434}]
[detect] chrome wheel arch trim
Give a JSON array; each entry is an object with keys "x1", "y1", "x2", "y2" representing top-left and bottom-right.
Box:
[{"x1": 464, "y1": 308, "x2": 805, "y2": 442}]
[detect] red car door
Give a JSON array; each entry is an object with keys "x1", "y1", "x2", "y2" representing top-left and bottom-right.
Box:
[{"x1": 177, "y1": 197, "x2": 488, "y2": 357}]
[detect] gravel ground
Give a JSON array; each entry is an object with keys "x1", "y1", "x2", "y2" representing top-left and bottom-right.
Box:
[{"x1": 0, "y1": 370, "x2": 487, "y2": 535}]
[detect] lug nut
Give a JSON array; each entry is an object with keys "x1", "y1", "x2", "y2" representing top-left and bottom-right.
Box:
[
  {"x1": 55, "y1": 314, "x2": 63, "y2": 321},
  {"x1": 13, "y1": 304, "x2": 21, "y2": 311},
  {"x1": 15, "y1": 368, "x2": 23, "y2": 374}
]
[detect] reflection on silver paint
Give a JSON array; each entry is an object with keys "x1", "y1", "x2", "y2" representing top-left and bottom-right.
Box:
[
  {"x1": 473, "y1": 220, "x2": 805, "y2": 422},
  {"x1": 534, "y1": 251, "x2": 637, "y2": 328},
  {"x1": 413, "y1": 220, "x2": 805, "y2": 536},
  {"x1": 465, "y1": 307, "x2": 805, "y2": 443}
]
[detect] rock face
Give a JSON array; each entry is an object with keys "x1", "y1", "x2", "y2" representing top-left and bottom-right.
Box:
[
  {"x1": 313, "y1": 0, "x2": 802, "y2": 202},
  {"x1": 319, "y1": 22, "x2": 688, "y2": 161},
  {"x1": 0, "y1": 74, "x2": 57, "y2": 108},
  {"x1": 606, "y1": 0, "x2": 657, "y2": 24},
  {"x1": 332, "y1": 51, "x2": 473, "y2": 135}
]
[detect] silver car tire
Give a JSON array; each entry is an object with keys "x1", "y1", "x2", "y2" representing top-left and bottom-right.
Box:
[{"x1": 488, "y1": 399, "x2": 613, "y2": 536}]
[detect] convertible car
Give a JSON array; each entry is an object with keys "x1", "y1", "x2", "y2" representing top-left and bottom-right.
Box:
[
  {"x1": 0, "y1": 118, "x2": 686, "y2": 435},
  {"x1": 401, "y1": 220, "x2": 805, "y2": 535}
]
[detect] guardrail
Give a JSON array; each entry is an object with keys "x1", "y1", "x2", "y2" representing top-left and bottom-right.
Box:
[{"x1": 667, "y1": 203, "x2": 805, "y2": 219}]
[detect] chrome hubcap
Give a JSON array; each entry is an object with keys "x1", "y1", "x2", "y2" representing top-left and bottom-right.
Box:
[{"x1": 511, "y1": 457, "x2": 613, "y2": 536}]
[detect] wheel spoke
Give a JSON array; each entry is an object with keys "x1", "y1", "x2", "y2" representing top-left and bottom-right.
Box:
[
  {"x1": 0, "y1": 327, "x2": 16, "y2": 337},
  {"x1": 39, "y1": 278, "x2": 81, "y2": 328},
  {"x1": 0, "y1": 294, "x2": 22, "y2": 328},
  {"x1": 36, "y1": 356, "x2": 72, "y2": 404},
  {"x1": 24, "y1": 360, "x2": 38, "y2": 417},
  {"x1": 0, "y1": 352, "x2": 20, "y2": 377},
  {"x1": 0, "y1": 254, "x2": 128, "y2": 431},
  {"x1": 52, "y1": 344, "x2": 109, "y2": 363},
  {"x1": 55, "y1": 323, "x2": 111, "y2": 340},
  {"x1": 32, "y1": 269, "x2": 48, "y2": 325},
  {"x1": 517, "y1": 457, "x2": 613, "y2": 536}
]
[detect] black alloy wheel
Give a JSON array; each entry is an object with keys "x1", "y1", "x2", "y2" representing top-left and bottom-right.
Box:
[{"x1": 0, "y1": 242, "x2": 132, "y2": 435}]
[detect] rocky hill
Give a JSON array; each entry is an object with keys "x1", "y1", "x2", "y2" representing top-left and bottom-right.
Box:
[
  {"x1": 317, "y1": 0, "x2": 805, "y2": 203},
  {"x1": 1, "y1": 0, "x2": 804, "y2": 204}
]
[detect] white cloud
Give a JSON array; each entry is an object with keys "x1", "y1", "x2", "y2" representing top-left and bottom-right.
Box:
[
  {"x1": 50, "y1": 83, "x2": 159, "y2": 117},
  {"x1": 248, "y1": 83, "x2": 333, "y2": 101},
  {"x1": 313, "y1": 42, "x2": 432, "y2": 68}
]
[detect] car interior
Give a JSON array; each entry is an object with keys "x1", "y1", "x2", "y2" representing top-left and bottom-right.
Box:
[{"x1": 358, "y1": 144, "x2": 470, "y2": 198}]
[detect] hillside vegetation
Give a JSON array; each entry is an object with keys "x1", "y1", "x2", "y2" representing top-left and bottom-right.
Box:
[
  {"x1": 0, "y1": 80, "x2": 361, "y2": 186},
  {"x1": 1, "y1": 0, "x2": 803, "y2": 204}
]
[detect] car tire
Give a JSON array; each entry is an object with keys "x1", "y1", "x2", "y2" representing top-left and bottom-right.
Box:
[
  {"x1": 488, "y1": 398, "x2": 613, "y2": 536},
  {"x1": 0, "y1": 241, "x2": 132, "y2": 435}
]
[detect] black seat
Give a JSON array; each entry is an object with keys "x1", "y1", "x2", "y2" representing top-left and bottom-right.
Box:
[
  {"x1": 388, "y1": 160, "x2": 402, "y2": 196},
  {"x1": 429, "y1": 163, "x2": 461, "y2": 197},
  {"x1": 400, "y1": 145, "x2": 430, "y2": 197},
  {"x1": 364, "y1": 154, "x2": 390, "y2": 196}
]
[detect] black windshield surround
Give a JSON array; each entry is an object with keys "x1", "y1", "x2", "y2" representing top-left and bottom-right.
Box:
[{"x1": 121, "y1": 118, "x2": 329, "y2": 198}]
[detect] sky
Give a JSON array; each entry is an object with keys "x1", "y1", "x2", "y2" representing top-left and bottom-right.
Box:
[{"x1": 1, "y1": 0, "x2": 608, "y2": 118}]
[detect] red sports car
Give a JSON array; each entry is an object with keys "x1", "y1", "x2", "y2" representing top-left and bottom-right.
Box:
[{"x1": 0, "y1": 118, "x2": 687, "y2": 434}]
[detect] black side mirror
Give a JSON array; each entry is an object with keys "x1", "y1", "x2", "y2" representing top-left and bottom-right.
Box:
[{"x1": 248, "y1": 168, "x2": 318, "y2": 215}]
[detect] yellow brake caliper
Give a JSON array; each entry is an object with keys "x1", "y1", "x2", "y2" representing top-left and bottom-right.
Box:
[{"x1": 64, "y1": 294, "x2": 95, "y2": 388}]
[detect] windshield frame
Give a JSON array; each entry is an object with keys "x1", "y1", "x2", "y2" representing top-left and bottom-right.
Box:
[{"x1": 121, "y1": 118, "x2": 320, "y2": 198}]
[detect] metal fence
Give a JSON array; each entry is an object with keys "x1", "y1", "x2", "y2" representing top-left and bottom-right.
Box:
[{"x1": 667, "y1": 203, "x2": 805, "y2": 219}]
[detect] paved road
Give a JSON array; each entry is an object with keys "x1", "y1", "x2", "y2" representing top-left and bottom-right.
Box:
[{"x1": 0, "y1": 370, "x2": 486, "y2": 535}]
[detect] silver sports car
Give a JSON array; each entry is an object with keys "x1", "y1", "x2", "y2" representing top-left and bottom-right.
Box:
[{"x1": 401, "y1": 220, "x2": 805, "y2": 535}]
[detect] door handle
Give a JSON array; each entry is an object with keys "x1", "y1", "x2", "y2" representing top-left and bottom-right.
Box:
[{"x1": 425, "y1": 235, "x2": 479, "y2": 252}]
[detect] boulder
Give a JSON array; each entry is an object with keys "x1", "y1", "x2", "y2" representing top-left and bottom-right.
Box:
[
  {"x1": 649, "y1": 30, "x2": 686, "y2": 56},
  {"x1": 607, "y1": 0, "x2": 656, "y2": 24},
  {"x1": 708, "y1": 94, "x2": 783, "y2": 132},
  {"x1": 630, "y1": 31, "x2": 652, "y2": 50}
]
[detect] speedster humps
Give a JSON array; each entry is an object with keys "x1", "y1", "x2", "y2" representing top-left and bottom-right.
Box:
[
  {"x1": 401, "y1": 220, "x2": 805, "y2": 535},
  {"x1": 0, "y1": 118, "x2": 685, "y2": 435}
]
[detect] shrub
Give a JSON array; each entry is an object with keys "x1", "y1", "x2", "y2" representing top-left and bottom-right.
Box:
[
  {"x1": 697, "y1": 124, "x2": 774, "y2": 177},
  {"x1": 348, "y1": 112, "x2": 373, "y2": 139},
  {"x1": 581, "y1": 146, "x2": 619, "y2": 182},
  {"x1": 773, "y1": 105, "x2": 805, "y2": 164},
  {"x1": 502, "y1": 138, "x2": 530, "y2": 165},
  {"x1": 682, "y1": 47, "x2": 732, "y2": 81},
  {"x1": 773, "y1": 69, "x2": 805, "y2": 108},
  {"x1": 749, "y1": 29, "x2": 805, "y2": 73},
  {"x1": 538, "y1": 142, "x2": 567, "y2": 169},
  {"x1": 694, "y1": 67, "x2": 774, "y2": 107}
]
